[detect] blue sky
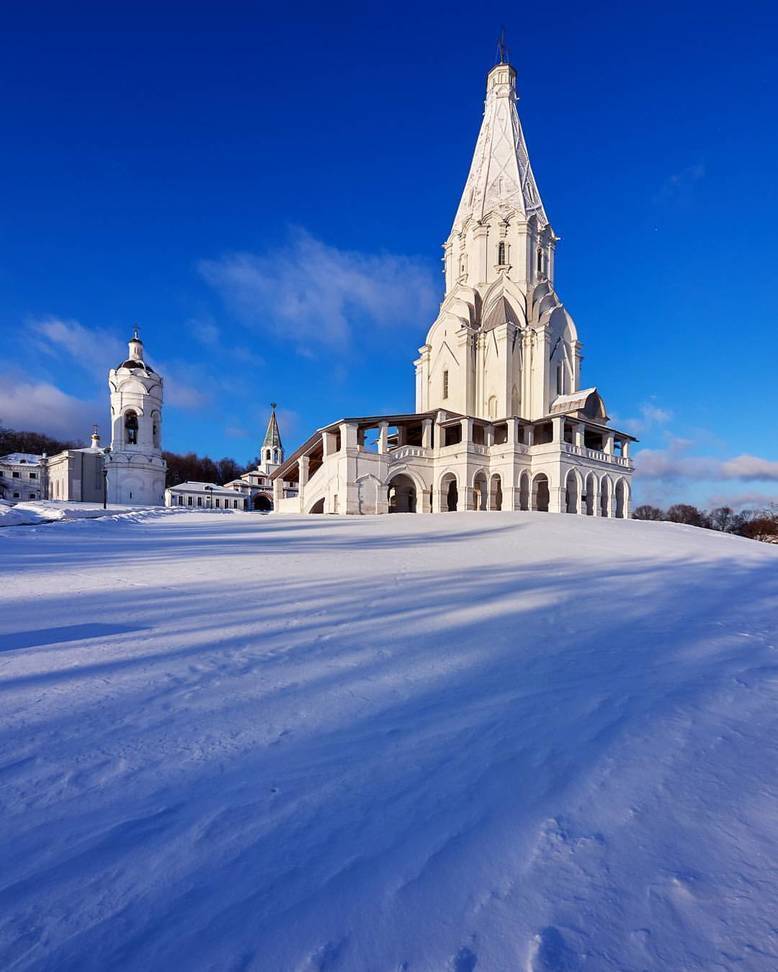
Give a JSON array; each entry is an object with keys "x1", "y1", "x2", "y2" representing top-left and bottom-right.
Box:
[{"x1": 1, "y1": 1, "x2": 777, "y2": 508}]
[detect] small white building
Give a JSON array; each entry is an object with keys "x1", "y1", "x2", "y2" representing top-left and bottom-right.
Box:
[
  {"x1": 272, "y1": 55, "x2": 635, "y2": 517},
  {"x1": 45, "y1": 430, "x2": 106, "y2": 503},
  {"x1": 165, "y1": 481, "x2": 247, "y2": 510},
  {"x1": 0, "y1": 454, "x2": 44, "y2": 501}
]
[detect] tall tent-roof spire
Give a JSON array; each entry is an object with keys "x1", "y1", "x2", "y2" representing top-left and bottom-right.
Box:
[
  {"x1": 262, "y1": 403, "x2": 283, "y2": 451},
  {"x1": 450, "y1": 47, "x2": 548, "y2": 236}
]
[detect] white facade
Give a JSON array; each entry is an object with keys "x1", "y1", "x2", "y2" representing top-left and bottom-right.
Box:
[
  {"x1": 105, "y1": 330, "x2": 167, "y2": 505},
  {"x1": 272, "y1": 55, "x2": 635, "y2": 517},
  {"x1": 165, "y1": 481, "x2": 247, "y2": 511},
  {"x1": 0, "y1": 454, "x2": 44, "y2": 501},
  {"x1": 45, "y1": 431, "x2": 106, "y2": 503}
]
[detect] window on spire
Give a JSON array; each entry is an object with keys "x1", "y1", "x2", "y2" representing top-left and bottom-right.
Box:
[
  {"x1": 498, "y1": 241, "x2": 506, "y2": 266},
  {"x1": 556, "y1": 364, "x2": 564, "y2": 396},
  {"x1": 124, "y1": 410, "x2": 138, "y2": 445},
  {"x1": 537, "y1": 248, "x2": 544, "y2": 273},
  {"x1": 152, "y1": 412, "x2": 160, "y2": 449},
  {"x1": 443, "y1": 370, "x2": 449, "y2": 400}
]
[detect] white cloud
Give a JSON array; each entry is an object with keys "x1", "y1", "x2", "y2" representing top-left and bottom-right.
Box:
[
  {"x1": 636, "y1": 439, "x2": 778, "y2": 483},
  {"x1": 654, "y1": 163, "x2": 706, "y2": 205},
  {"x1": 199, "y1": 229, "x2": 439, "y2": 352},
  {"x1": 706, "y1": 491, "x2": 778, "y2": 511},
  {"x1": 618, "y1": 400, "x2": 673, "y2": 436},
  {"x1": 0, "y1": 377, "x2": 105, "y2": 441},
  {"x1": 33, "y1": 316, "x2": 124, "y2": 371}
]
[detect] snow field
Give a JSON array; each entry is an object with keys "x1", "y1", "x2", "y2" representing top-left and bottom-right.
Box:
[{"x1": 0, "y1": 511, "x2": 777, "y2": 971}]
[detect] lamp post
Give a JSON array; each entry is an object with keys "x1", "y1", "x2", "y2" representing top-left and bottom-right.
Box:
[{"x1": 102, "y1": 447, "x2": 111, "y2": 510}]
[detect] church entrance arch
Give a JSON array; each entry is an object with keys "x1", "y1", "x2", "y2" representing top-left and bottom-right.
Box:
[
  {"x1": 615, "y1": 478, "x2": 628, "y2": 518},
  {"x1": 532, "y1": 473, "x2": 550, "y2": 512},
  {"x1": 565, "y1": 469, "x2": 579, "y2": 513},
  {"x1": 473, "y1": 471, "x2": 488, "y2": 510},
  {"x1": 519, "y1": 471, "x2": 530, "y2": 511},
  {"x1": 439, "y1": 472, "x2": 458, "y2": 512},
  {"x1": 387, "y1": 474, "x2": 417, "y2": 513},
  {"x1": 489, "y1": 473, "x2": 502, "y2": 511},
  {"x1": 585, "y1": 473, "x2": 597, "y2": 516},
  {"x1": 253, "y1": 493, "x2": 272, "y2": 512},
  {"x1": 600, "y1": 477, "x2": 612, "y2": 517}
]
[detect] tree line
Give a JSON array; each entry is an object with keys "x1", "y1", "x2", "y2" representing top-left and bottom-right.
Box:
[
  {"x1": 0, "y1": 424, "x2": 256, "y2": 488},
  {"x1": 633, "y1": 503, "x2": 778, "y2": 542}
]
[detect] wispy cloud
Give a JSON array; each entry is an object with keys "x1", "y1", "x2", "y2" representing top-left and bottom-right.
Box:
[
  {"x1": 0, "y1": 376, "x2": 104, "y2": 441},
  {"x1": 617, "y1": 400, "x2": 673, "y2": 437},
  {"x1": 636, "y1": 438, "x2": 778, "y2": 482},
  {"x1": 32, "y1": 316, "x2": 124, "y2": 371},
  {"x1": 654, "y1": 162, "x2": 706, "y2": 206},
  {"x1": 706, "y1": 491, "x2": 778, "y2": 511},
  {"x1": 199, "y1": 229, "x2": 439, "y2": 353}
]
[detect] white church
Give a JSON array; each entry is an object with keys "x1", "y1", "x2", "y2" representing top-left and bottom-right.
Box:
[{"x1": 270, "y1": 55, "x2": 635, "y2": 516}]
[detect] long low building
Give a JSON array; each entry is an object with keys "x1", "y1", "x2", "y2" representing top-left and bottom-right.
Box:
[{"x1": 165, "y1": 481, "x2": 247, "y2": 510}]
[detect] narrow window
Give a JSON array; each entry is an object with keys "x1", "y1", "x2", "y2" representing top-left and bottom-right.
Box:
[
  {"x1": 498, "y1": 241, "x2": 506, "y2": 266},
  {"x1": 215, "y1": 498, "x2": 220, "y2": 508},
  {"x1": 152, "y1": 412, "x2": 160, "y2": 449},
  {"x1": 443, "y1": 370, "x2": 449, "y2": 399},
  {"x1": 197, "y1": 496, "x2": 202, "y2": 506},
  {"x1": 556, "y1": 363, "x2": 563, "y2": 395},
  {"x1": 188, "y1": 496, "x2": 193, "y2": 506},
  {"x1": 124, "y1": 410, "x2": 139, "y2": 445},
  {"x1": 537, "y1": 248, "x2": 543, "y2": 272}
]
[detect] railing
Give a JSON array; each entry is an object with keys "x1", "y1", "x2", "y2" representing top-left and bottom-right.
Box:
[
  {"x1": 562, "y1": 443, "x2": 633, "y2": 468},
  {"x1": 388, "y1": 445, "x2": 430, "y2": 462}
]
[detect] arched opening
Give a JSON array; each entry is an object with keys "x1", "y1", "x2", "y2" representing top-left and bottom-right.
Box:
[
  {"x1": 151, "y1": 411, "x2": 160, "y2": 449},
  {"x1": 615, "y1": 479, "x2": 627, "y2": 518},
  {"x1": 487, "y1": 395, "x2": 497, "y2": 419},
  {"x1": 532, "y1": 473, "x2": 550, "y2": 512},
  {"x1": 497, "y1": 240, "x2": 506, "y2": 266},
  {"x1": 489, "y1": 474, "x2": 502, "y2": 511},
  {"x1": 253, "y1": 493, "x2": 272, "y2": 512},
  {"x1": 565, "y1": 470, "x2": 579, "y2": 513},
  {"x1": 308, "y1": 497, "x2": 325, "y2": 514},
  {"x1": 124, "y1": 410, "x2": 138, "y2": 446},
  {"x1": 387, "y1": 474, "x2": 417, "y2": 513},
  {"x1": 519, "y1": 471, "x2": 530, "y2": 511},
  {"x1": 440, "y1": 473, "x2": 458, "y2": 512},
  {"x1": 600, "y1": 478, "x2": 611, "y2": 518},
  {"x1": 585, "y1": 473, "x2": 597, "y2": 516},
  {"x1": 473, "y1": 471, "x2": 488, "y2": 511}
]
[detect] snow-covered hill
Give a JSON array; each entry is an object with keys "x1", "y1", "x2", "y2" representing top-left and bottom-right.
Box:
[{"x1": 1, "y1": 511, "x2": 777, "y2": 971}]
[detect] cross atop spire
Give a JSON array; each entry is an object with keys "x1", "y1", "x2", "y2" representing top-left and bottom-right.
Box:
[{"x1": 496, "y1": 27, "x2": 508, "y2": 65}]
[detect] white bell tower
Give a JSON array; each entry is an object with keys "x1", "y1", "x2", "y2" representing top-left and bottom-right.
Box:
[{"x1": 105, "y1": 327, "x2": 167, "y2": 505}]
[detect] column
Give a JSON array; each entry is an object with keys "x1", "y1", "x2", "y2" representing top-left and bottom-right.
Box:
[
  {"x1": 422, "y1": 419, "x2": 432, "y2": 450},
  {"x1": 605, "y1": 432, "x2": 615, "y2": 456},
  {"x1": 552, "y1": 416, "x2": 564, "y2": 445},
  {"x1": 622, "y1": 439, "x2": 631, "y2": 460},
  {"x1": 575, "y1": 422, "x2": 585, "y2": 451},
  {"x1": 460, "y1": 417, "x2": 473, "y2": 446},
  {"x1": 273, "y1": 476, "x2": 284, "y2": 511},
  {"x1": 377, "y1": 422, "x2": 389, "y2": 454},
  {"x1": 525, "y1": 424, "x2": 534, "y2": 447}
]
